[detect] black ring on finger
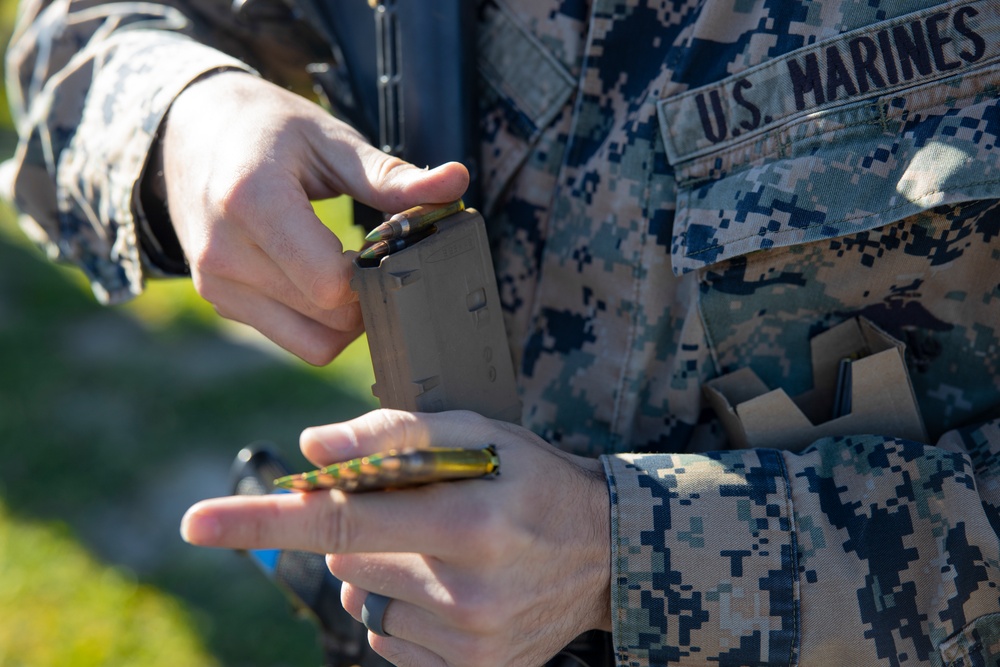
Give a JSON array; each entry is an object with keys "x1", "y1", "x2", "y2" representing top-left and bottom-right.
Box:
[{"x1": 362, "y1": 592, "x2": 393, "y2": 637}]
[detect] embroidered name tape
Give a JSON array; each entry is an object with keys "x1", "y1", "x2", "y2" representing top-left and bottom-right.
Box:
[{"x1": 658, "y1": 0, "x2": 998, "y2": 166}]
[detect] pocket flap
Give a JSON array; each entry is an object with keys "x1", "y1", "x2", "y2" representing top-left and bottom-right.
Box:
[
  {"x1": 658, "y1": 0, "x2": 1000, "y2": 274},
  {"x1": 476, "y1": 0, "x2": 576, "y2": 210}
]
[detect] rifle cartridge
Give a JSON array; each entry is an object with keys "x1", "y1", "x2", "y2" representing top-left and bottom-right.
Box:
[{"x1": 274, "y1": 445, "x2": 500, "y2": 492}]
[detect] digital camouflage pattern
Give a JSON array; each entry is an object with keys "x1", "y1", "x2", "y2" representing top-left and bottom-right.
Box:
[{"x1": 6, "y1": 0, "x2": 1000, "y2": 664}]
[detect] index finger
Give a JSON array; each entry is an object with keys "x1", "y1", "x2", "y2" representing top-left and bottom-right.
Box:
[
  {"x1": 180, "y1": 467, "x2": 502, "y2": 558},
  {"x1": 181, "y1": 410, "x2": 518, "y2": 556},
  {"x1": 232, "y1": 178, "x2": 356, "y2": 311}
]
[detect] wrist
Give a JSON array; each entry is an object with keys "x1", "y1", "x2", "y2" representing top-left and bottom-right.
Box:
[
  {"x1": 141, "y1": 70, "x2": 254, "y2": 275},
  {"x1": 137, "y1": 126, "x2": 188, "y2": 275}
]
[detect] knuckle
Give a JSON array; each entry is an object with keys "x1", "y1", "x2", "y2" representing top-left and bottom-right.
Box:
[
  {"x1": 379, "y1": 645, "x2": 413, "y2": 666},
  {"x1": 290, "y1": 341, "x2": 337, "y2": 368},
  {"x1": 215, "y1": 174, "x2": 264, "y2": 222},
  {"x1": 312, "y1": 493, "x2": 353, "y2": 553},
  {"x1": 459, "y1": 603, "x2": 504, "y2": 637},
  {"x1": 339, "y1": 578, "x2": 351, "y2": 611},
  {"x1": 464, "y1": 644, "x2": 505, "y2": 667},
  {"x1": 467, "y1": 519, "x2": 517, "y2": 565},
  {"x1": 301, "y1": 328, "x2": 353, "y2": 366},
  {"x1": 336, "y1": 574, "x2": 363, "y2": 617},
  {"x1": 374, "y1": 155, "x2": 410, "y2": 189},
  {"x1": 299, "y1": 342, "x2": 338, "y2": 367},
  {"x1": 189, "y1": 238, "x2": 236, "y2": 280},
  {"x1": 209, "y1": 302, "x2": 232, "y2": 321},
  {"x1": 428, "y1": 410, "x2": 495, "y2": 443},
  {"x1": 459, "y1": 503, "x2": 527, "y2": 565},
  {"x1": 250, "y1": 517, "x2": 275, "y2": 548},
  {"x1": 369, "y1": 409, "x2": 425, "y2": 445},
  {"x1": 444, "y1": 624, "x2": 509, "y2": 666},
  {"x1": 365, "y1": 155, "x2": 414, "y2": 208},
  {"x1": 192, "y1": 277, "x2": 230, "y2": 316},
  {"x1": 450, "y1": 410, "x2": 492, "y2": 430},
  {"x1": 188, "y1": 268, "x2": 209, "y2": 295},
  {"x1": 328, "y1": 302, "x2": 363, "y2": 333},
  {"x1": 307, "y1": 266, "x2": 353, "y2": 310}
]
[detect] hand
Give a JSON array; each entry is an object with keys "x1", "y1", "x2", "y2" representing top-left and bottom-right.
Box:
[
  {"x1": 181, "y1": 409, "x2": 612, "y2": 666},
  {"x1": 161, "y1": 72, "x2": 469, "y2": 364}
]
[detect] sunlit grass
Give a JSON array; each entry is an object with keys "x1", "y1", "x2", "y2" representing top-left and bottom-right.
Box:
[
  {"x1": 0, "y1": 192, "x2": 377, "y2": 665},
  {"x1": 123, "y1": 196, "x2": 377, "y2": 400},
  {"x1": 0, "y1": 501, "x2": 218, "y2": 667},
  {"x1": 0, "y1": 4, "x2": 379, "y2": 657}
]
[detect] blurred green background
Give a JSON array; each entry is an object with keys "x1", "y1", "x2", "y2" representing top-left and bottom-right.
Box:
[{"x1": 0, "y1": 2, "x2": 380, "y2": 665}]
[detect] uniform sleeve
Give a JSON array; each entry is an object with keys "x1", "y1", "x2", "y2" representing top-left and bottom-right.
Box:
[
  {"x1": 3, "y1": 1, "x2": 329, "y2": 304},
  {"x1": 602, "y1": 419, "x2": 1000, "y2": 666}
]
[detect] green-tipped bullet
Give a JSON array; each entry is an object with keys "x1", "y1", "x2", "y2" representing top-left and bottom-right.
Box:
[
  {"x1": 364, "y1": 199, "x2": 465, "y2": 242},
  {"x1": 273, "y1": 445, "x2": 500, "y2": 492},
  {"x1": 358, "y1": 238, "x2": 405, "y2": 261},
  {"x1": 357, "y1": 227, "x2": 435, "y2": 261}
]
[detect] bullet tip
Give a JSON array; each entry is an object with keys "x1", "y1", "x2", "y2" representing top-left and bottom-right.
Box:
[
  {"x1": 364, "y1": 226, "x2": 389, "y2": 242},
  {"x1": 358, "y1": 244, "x2": 384, "y2": 261}
]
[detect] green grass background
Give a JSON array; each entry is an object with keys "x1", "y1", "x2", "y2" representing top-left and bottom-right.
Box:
[{"x1": 0, "y1": 2, "x2": 381, "y2": 664}]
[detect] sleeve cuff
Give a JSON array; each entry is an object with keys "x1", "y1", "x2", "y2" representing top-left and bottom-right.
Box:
[
  {"x1": 602, "y1": 450, "x2": 799, "y2": 666},
  {"x1": 51, "y1": 31, "x2": 254, "y2": 303}
]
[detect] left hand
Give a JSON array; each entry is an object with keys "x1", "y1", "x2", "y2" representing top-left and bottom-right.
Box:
[
  {"x1": 181, "y1": 409, "x2": 612, "y2": 666},
  {"x1": 160, "y1": 72, "x2": 469, "y2": 365}
]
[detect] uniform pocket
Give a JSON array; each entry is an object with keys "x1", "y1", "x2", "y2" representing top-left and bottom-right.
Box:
[
  {"x1": 939, "y1": 613, "x2": 1000, "y2": 667},
  {"x1": 476, "y1": 0, "x2": 576, "y2": 211},
  {"x1": 657, "y1": 0, "x2": 1000, "y2": 275}
]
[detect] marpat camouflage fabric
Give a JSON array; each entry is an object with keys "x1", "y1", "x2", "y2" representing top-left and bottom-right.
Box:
[{"x1": 7, "y1": 0, "x2": 1000, "y2": 665}]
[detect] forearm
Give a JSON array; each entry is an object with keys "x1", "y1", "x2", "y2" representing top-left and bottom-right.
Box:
[
  {"x1": 5, "y1": 0, "x2": 327, "y2": 302},
  {"x1": 603, "y1": 422, "x2": 1000, "y2": 666}
]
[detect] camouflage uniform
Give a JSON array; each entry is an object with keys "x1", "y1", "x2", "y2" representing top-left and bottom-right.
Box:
[{"x1": 7, "y1": 0, "x2": 1000, "y2": 664}]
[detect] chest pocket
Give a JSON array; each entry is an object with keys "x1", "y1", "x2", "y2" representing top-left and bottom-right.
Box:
[
  {"x1": 658, "y1": 0, "x2": 1000, "y2": 276},
  {"x1": 476, "y1": 0, "x2": 576, "y2": 212}
]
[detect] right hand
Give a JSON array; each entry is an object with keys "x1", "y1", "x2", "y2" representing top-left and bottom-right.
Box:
[
  {"x1": 182, "y1": 409, "x2": 612, "y2": 667},
  {"x1": 161, "y1": 71, "x2": 469, "y2": 365}
]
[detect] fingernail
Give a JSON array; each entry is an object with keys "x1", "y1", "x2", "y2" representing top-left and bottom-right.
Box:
[
  {"x1": 404, "y1": 162, "x2": 450, "y2": 184},
  {"x1": 180, "y1": 506, "x2": 221, "y2": 544}
]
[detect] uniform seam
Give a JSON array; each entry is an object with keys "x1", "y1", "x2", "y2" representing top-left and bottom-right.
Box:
[
  {"x1": 608, "y1": 463, "x2": 627, "y2": 664},
  {"x1": 682, "y1": 177, "x2": 1000, "y2": 259},
  {"x1": 610, "y1": 144, "x2": 653, "y2": 441},
  {"x1": 608, "y1": 264, "x2": 640, "y2": 444},
  {"x1": 484, "y1": 0, "x2": 585, "y2": 348},
  {"x1": 677, "y1": 109, "x2": 910, "y2": 187},
  {"x1": 695, "y1": 274, "x2": 723, "y2": 379},
  {"x1": 775, "y1": 449, "x2": 802, "y2": 667}
]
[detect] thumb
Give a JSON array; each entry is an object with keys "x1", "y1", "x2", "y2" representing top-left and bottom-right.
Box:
[
  {"x1": 299, "y1": 409, "x2": 434, "y2": 466},
  {"x1": 299, "y1": 409, "x2": 492, "y2": 466},
  {"x1": 346, "y1": 143, "x2": 471, "y2": 213}
]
